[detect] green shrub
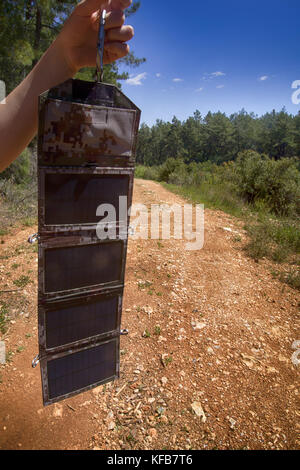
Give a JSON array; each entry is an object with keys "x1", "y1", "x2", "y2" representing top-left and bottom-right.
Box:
[
  {"x1": 0, "y1": 148, "x2": 37, "y2": 231},
  {"x1": 143, "y1": 166, "x2": 160, "y2": 181},
  {"x1": 280, "y1": 269, "x2": 300, "y2": 290},
  {"x1": 158, "y1": 158, "x2": 185, "y2": 182},
  {"x1": 234, "y1": 151, "x2": 300, "y2": 216},
  {"x1": 135, "y1": 165, "x2": 160, "y2": 181},
  {"x1": 135, "y1": 165, "x2": 147, "y2": 179},
  {"x1": 0, "y1": 148, "x2": 31, "y2": 185}
]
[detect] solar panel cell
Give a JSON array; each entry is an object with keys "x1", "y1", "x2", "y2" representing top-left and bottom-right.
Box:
[
  {"x1": 44, "y1": 241, "x2": 123, "y2": 293},
  {"x1": 45, "y1": 295, "x2": 119, "y2": 349},
  {"x1": 44, "y1": 173, "x2": 129, "y2": 226},
  {"x1": 47, "y1": 340, "x2": 117, "y2": 400}
]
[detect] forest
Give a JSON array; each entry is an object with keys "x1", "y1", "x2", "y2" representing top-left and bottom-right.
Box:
[
  {"x1": 136, "y1": 109, "x2": 300, "y2": 166},
  {"x1": 135, "y1": 111, "x2": 300, "y2": 289}
]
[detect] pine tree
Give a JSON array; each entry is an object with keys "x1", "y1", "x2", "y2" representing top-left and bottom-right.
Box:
[{"x1": 0, "y1": 0, "x2": 145, "y2": 92}]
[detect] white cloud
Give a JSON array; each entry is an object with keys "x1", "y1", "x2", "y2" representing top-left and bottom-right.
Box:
[
  {"x1": 172, "y1": 78, "x2": 184, "y2": 82},
  {"x1": 259, "y1": 75, "x2": 269, "y2": 81},
  {"x1": 216, "y1": 84, "x2": 225, "y2": 88},
  {"x1": 195, "y1": 87, "x2": 204, "y2": 92},
  {"x1": 126, "y1": 72, "x2": 147, "y2": 86},
  {"x1": 156, "y1": 73, "x2": 161, "y2": 78},
  {"x1": 202, "y1": 71, "x2": 226, "y2": 81},
  {"x1": 211, "y1": 71, "x2": 226, "y2": 77}
]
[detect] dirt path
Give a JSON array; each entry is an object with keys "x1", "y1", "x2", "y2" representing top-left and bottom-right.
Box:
[{"x1": 0, "y1": 179, "x2": 299, "y2": 450}]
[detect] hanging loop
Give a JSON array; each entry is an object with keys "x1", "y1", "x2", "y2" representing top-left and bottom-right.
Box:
[{"x1": 96, "y1": 9, "x2": 107, "y2": 82}]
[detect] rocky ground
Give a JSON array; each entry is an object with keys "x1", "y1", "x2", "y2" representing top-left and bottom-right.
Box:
[{"x1": 0, "y1": 179, "x2": 299, "y2": 450}]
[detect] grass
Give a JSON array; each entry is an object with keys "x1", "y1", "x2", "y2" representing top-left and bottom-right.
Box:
[
  {"x1": 0, "y1": 302, "x2": 9, "y2": 334},
  {"x1": 21, "y1": 217, "x2": 37, "y2": 227},
  {"x1": 13, "y1": 275, "x2": 32, "y2": 288},
  {"x1": 154, "y1": 325, "x2": 161, "y2": 335},
  {"x1": 143, "y1": 329, "x2": 151, "y2": 338},
  {"x1": 161, "y1": 181, "x2": 247, "y2": 219},
  {"x1": 11, "y1": 263, "x2": 20, "y2": 270},
  {"x1": 272, "y1": 268, "x2": 300, "y2": 290},
  {"x1": 282, "y1": 270, "x2": 300, "y2": 290},
  {"x1": 164, "y1": 356, "x2": 173, "y2": 366},
  {"x1": 0, "y1": 294, "x2": 29, "y2": 334},
  {"x1": 126, "y1": 433, "x2": 137, "y2": 444},
  {"x1": 244, "y1": 216, "x2": 300, "y2": 264},
  {"x1": 138, "y1": 280, "x2": 153, "y2": 290},
  {"x1": 5, "y1": 350, "x2": 13, "y2": 363}
]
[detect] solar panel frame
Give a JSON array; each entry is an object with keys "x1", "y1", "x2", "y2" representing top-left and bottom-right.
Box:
[
  {"x1": 38, "y1": 167, "x2": 134, "y2": 233},
  {"x1": 38, "y1": 287, "x2": 123, "y2": 355},
  {"x1": 38, "y1": 235, "x2": 128, "y2": 301},
  {"x1": 40, "y1": 337, "x2": 120, "y2": 406}
]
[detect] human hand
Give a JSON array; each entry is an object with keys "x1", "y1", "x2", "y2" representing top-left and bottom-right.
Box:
[{"x1": 57, "y1": 0, "x2": 134, "y2": 76}]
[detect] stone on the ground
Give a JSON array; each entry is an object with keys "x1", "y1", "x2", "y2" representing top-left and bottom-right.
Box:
[
  {"x1": 0, "y1": 341, "x2": 5, "y2": 364},
  {"x1": 191, "y1": 401, "x2": 207, "y2": 422}
]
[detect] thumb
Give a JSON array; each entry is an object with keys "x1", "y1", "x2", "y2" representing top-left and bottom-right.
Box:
[
  {"x1": 77, "y1": 0, "x2": 132, "y2": 15},
  {"x1": 109, "y1": 0, "x2": 132, "y2": 10},
  {"x1": 76, "y1": 0, "x2": 109, "y2": 15}
]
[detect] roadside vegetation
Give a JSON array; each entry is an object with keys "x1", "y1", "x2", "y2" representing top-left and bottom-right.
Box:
[
  {"x1": 136, "y1": 152, "x2": 300, "y2": 290},
  {"x1": 0, "y1": 147, "x2": 38, "y2": 233}
]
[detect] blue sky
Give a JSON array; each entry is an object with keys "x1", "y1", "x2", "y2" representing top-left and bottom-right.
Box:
[{"x1": 119, "y1": 0, "x2": 300, "y2": 126}]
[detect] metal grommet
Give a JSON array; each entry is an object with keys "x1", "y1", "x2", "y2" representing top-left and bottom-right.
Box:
[
  {"x1": 32, "y1": 354, "x2": 40, "y2": 368},
  {"x1": 28, "y1": 233, "x2": 39, "y2": 244},
  {"x1": 128, "y1": 225, "x2": 135, "y2": 236}
]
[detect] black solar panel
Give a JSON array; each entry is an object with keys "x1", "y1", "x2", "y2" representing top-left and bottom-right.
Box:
[
  {"x1": 44, "y1": 174, "x2": 129, "y2": 226},
  {"x1": 44, "y1": 241, "x2": 123, "y2": 293},
  {"x1": 47, "y1": 340, "x2": 117, "y2": 401},
  {"x1": 45, "y1": 295, "x2": 119, "y2": 349},
  {"x1": 37, "y1": 78, "x2": 140, "y2": 405}
]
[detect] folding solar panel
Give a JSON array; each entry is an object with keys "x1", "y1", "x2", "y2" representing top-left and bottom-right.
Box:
[
  {"x1": 34, "y1": 77, "x2": 140, "y2": 406},
  {"x1": 40, "y1": 169, "x2": 131, "y2": 228},
  {"x1": 40, "y1": 291, "x2": 122, "y2": 352},
  {"x1": 41, "y1": 338, "x2": 119, "y2": 405}
]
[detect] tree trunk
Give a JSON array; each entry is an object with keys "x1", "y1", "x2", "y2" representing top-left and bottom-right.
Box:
[{"x1": 32, "y1": 2, "x2": 42, "y2": 67}]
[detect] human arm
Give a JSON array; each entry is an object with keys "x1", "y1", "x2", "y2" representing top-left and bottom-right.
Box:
[{"x1": 0, "y1": 0, "x2": 134, "y2": 172}]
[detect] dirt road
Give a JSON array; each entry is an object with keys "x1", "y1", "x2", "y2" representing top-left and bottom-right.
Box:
[{"x1": 0, "y1": 179, "x2": 299, "y2": 450}]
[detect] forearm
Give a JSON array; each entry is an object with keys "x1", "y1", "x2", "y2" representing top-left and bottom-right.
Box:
[
  {"x1": 0, "y1": 38, "x2": 74, "y2": 173},
  {"x1": 0, "y1": 0, "x2": 132, "y2": 173}
]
